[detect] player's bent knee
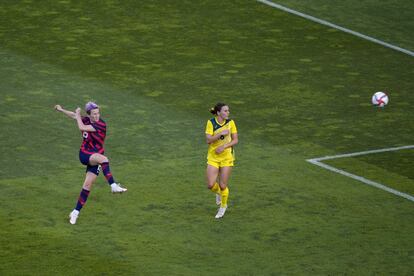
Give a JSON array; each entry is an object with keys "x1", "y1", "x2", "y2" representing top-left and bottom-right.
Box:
[
  {"x1": 207, "y1": 182, "x2": 216, "y2": 189},
  {"x1": 83, "y1": 183, "x2": 92, "y2": 190}
]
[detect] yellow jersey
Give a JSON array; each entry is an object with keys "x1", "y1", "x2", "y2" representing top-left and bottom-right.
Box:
[{"x1": 205, "y1": 117, "x2": 238, "y2": 161}]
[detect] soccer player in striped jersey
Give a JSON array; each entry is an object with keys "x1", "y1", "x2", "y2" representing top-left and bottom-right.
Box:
[
  {"x1": 205, "y1": 103, "x2": 238, "y2": 218},
  {"x1": 55, "y1": 102, "x2": 127, "y2": 224}
]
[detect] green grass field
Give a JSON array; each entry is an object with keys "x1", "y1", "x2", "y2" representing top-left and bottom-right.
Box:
[{"x1": 1, "y1": 1, "x2": 413, "y2": 275}]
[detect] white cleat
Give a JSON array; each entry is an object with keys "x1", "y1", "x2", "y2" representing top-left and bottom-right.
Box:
[
  {"x1": 215, "y1": 205, "x2": 227, "y2": 219},
  {"x1": 69, "y1": 209, "x2": 79, "y2": 225},
  {"x1": 111, "y1": 183, "x2": 127, "y2": 193},
  {"x1": 216, "y1": 193, "x2": 221, "y2": 206}
]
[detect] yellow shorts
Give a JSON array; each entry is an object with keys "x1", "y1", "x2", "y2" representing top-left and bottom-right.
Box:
[{"x1": 207, "y1": 159, "x2": 234, "y2": 168}]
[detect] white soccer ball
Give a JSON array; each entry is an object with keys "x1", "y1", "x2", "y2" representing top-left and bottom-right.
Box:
[{"x1": 371, "y1": 91, "x2": 389, "y2": 107}]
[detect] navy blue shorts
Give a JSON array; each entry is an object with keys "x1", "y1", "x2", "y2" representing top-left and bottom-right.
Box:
[{"x1": 79, "y1": 151, "x2": 100, "y2": 176}]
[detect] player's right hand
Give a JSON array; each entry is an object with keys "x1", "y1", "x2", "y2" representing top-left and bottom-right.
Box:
[
  {"x1": 220, "y1": 129, "x2": 230, "y2": 136},
  {"x1": 54, "y1": 105, "x2": 62, "y2": 112}
]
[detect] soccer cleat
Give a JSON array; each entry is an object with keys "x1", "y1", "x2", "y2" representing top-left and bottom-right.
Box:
[
  {"x1": 216, "y1": 193, "x2": 221, "y2": 206},
  {"x1": 215, "y1": 205, "x2": 227, "y2": 219},
  {"x1": 69, "y1": 209, "x2": 79, "y2": 225},
  {"x1": 111, "y1": 183, "x2": 127, "y2": 193}
]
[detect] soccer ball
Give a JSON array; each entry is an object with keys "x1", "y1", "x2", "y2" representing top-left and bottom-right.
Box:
[{"x1": 371, "y1": 91, "x2": 389, "y2": 107}]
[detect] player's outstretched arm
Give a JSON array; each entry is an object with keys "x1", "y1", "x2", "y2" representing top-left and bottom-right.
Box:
[{"x1": 55, "y1": 105, "x2": 76, "y2": 119}]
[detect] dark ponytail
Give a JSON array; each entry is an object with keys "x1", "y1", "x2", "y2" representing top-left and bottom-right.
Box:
[{"x1": 210, "y1": 102, "x2": 227, "y2": 115}]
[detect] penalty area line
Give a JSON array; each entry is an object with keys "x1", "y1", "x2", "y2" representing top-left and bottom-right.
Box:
[
  {"x1": 307, "y1": 145, "x2": 414, "y2": 202},
  {"x1": 256, "y1": 0, "x2": 414, "y2": 57},
  {"x1": 312, "y1": 145, "x2": 414, "y2": 162}
]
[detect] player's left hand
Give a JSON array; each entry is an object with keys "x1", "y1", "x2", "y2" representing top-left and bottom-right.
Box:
[{"x1": 215, "y1": 146, "x2": 225, "y2": 154}]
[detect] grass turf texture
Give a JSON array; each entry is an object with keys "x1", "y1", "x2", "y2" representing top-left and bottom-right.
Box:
[{"x1": 0, "y1": 0, "x2": 413, "y2": 275}]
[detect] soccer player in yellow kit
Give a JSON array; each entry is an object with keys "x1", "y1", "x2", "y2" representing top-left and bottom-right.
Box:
[{"x1": 205, "y1": 103, "x2": 238, "y2": 218}]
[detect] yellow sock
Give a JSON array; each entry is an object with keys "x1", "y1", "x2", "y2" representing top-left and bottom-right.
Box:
[
  {"x1": 210, "y1": 182, "x2": 220, "y2": 194},
  {"x1": 220, "y1": 187, "x2": 229, "y2": 207}
]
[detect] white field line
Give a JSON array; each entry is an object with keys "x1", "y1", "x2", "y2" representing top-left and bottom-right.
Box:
[
  {"x1": 307, "y1": 145, "x2": 414, "y2": 202},
  {"x1": 256, "y1": 0, "x2": 414, "y2": 57},
  {"x1": 312, "y1": 145, "x2": 414, "y2": 162}
]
